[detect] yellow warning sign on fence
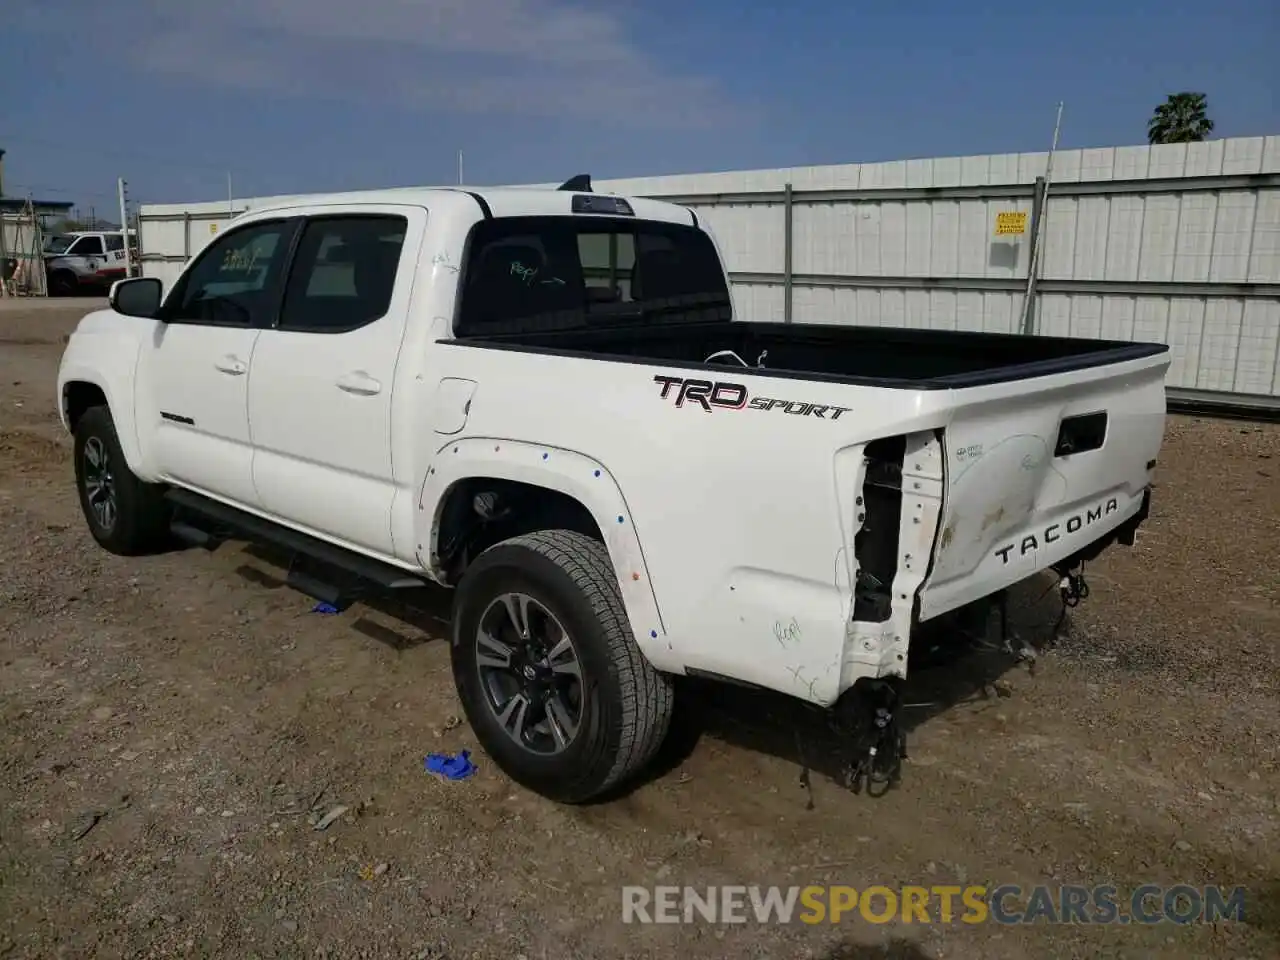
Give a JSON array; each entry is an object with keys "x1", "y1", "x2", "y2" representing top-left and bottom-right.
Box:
[{"x1": 995, "y1": 212, "x2": 1028, "y2": 236}]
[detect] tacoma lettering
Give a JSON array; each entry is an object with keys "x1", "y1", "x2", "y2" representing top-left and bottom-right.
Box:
[
  {"x1": 653, "y1": 375, "x2": 850, "y2": 420},
  {"x1": 994, "y1": 497, "x2": 1120, "y2": 564}
]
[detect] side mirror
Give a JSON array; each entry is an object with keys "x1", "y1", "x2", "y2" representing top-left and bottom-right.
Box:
[{"x1": 109, "y1": 277, "x2": 163, "y2": 319}]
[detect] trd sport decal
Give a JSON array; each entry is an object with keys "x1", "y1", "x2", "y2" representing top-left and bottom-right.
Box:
[{"x1": 653, "y1": 374, "x2": 852, "y2": 420}]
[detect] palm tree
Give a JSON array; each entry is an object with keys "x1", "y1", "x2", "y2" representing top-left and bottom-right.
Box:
[{"x1": 1147, "y1": 93, "x2": 1214, "y2": 144}]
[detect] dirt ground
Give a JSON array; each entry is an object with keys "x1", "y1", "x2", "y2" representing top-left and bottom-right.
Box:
[{"x1": 1, "y1": 300, "x2": 1277, "y2": 960}]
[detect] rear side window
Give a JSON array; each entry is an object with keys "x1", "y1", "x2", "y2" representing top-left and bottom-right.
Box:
[
  {"x1": 455, "y1": 216, "x2": 729, "y2": 336},
  {"x1": 278, "y1": 215, "x2": 407, "y2": 332},
  {"x1": 104, "y1": 235, "x2": 125, "y2": 252}
]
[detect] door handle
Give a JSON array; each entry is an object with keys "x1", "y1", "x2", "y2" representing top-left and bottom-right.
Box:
[
  {"x1": 214, "y1": 355, "x2": 248, "y2": 375},
  {"x1": 336, "y1": 371, "x2": 382, "y2": 396}
]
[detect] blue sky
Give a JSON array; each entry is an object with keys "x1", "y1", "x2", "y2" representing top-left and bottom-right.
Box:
[{"x1": 3, "y1": 0, "x2": 1276, "y2": 214}]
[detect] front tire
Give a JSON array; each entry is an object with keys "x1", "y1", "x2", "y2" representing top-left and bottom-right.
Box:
[
  {"x1": 451, "y1": 530, "x2": 673, "y2": 803},
  {"x1": 49, "y1": 270, "x2": 77, "y2": 297},
  {"x1": 73, "y1": 405, "x2": 171, "y2": 555}
]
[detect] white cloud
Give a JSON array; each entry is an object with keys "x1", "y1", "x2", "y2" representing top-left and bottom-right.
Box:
[{"x1": 18, "y1": 0, "x2": 739, "y2": 128}]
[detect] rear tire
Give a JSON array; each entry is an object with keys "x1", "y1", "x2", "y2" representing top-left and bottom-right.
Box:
[
  {"x1": 450, "y1": 530, "x2": 673, "y2": 803},
  {"x1": 73, "y1": 405, "x2": 171, "y2": 555}
]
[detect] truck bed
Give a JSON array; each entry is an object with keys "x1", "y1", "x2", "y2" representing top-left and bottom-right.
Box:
[
  {"x1": 451, "y1": 318, "x2": 1168, "y2": 388},
  {"x1": 444, "y1": 312, "x2": 1170, "y2": 631}
]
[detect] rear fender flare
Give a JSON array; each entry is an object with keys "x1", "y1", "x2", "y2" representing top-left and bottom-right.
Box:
[{"x1": 417, "y1": 438, "x2": 675, "y2": 670}]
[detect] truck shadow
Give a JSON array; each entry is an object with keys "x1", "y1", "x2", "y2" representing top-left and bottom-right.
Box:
[
  {"x1": 644, "y1": 574, "x2": 1070, "y2": 800},
  {"x1": 226, "y1": 538, "x2": 1069, "y2": 801},
  {"x1": 232, "y1": 542, "x2": 452, "y2": 650}
]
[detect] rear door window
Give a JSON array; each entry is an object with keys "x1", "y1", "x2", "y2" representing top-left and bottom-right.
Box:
[
  {"x1": 277, "y1": 215, "x2": 408, "y2": 332},
  {"x1": 455, "y1": 216, "x2": 729, "y2": 336}
]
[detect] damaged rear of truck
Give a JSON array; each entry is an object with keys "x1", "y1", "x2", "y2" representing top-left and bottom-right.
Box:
[
  {"x1": 829, "y1": 348, "x2": 1166, "y2": 788},
  {"x1": 442, "y1": 314, "x2": 1169, "y2": 793},
  {"x1": 423, "y1": 192, "x2": 1171, "y2": 796}
]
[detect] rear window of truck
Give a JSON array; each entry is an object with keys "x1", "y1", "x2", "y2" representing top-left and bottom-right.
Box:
[{"x1": 455, "y1": 216, "x2": 731, "y2": 336}]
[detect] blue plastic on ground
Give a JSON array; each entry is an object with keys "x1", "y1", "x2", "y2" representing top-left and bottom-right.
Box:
[
  {"x1": 424, "y1": 749, "x2": 477, "y2": 781},
  {"x1": 311, "y1": 602, "x2": 339, "y2": 615}
]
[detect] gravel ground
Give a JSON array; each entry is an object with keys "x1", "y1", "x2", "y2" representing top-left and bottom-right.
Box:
[{"x1": 1, "y1": 302, "x2": 1278, "y2": 960}]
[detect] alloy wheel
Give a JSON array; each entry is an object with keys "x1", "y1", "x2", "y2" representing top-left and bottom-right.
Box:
[
  {"x1": 82, "y1": 436, "x2": 118, "y2": 532},
  {"x1": 474, "y1": 592, "x2": 584, "y2": 755}
]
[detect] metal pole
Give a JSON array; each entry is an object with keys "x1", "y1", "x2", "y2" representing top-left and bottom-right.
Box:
[
  {"x1": 117, "y1": 177, "x2": 132, "y2": 279},
  {"x1": 227, "y1": 172, "x2": 234, "y2": 218},
  {"x1": 783, "y1": 182, "x2": 794, "y2": 323},
  {"x1": 458, "y1": 150, "x2": 464, "y2": 186},
  {"x1": 1023, "y1": 176, "x2": 1047, "y2": 335},
  {"x1": 1020, "y1": 102, "x2": 1063, "y2": 336},
  {"x1": 0, "y1": 205, "x2": 9, "y2": 298}
]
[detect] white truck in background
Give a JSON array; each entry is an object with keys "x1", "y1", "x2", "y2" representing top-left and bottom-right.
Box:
[
  {"x1": 43, "y1": 230, "x2": 136, "y2": 296},
  {"x1": 56, "y1": 178, "x2": 1169, "y2": 803}
]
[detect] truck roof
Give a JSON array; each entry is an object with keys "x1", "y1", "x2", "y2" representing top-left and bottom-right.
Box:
[{"x1": 240, "y1": 185, "x2": 701, "y2": 228}]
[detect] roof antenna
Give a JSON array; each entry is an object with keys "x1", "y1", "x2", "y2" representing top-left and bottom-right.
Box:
[{"x1": 558, "y1": 174, "x2": 592, "y2": 192}]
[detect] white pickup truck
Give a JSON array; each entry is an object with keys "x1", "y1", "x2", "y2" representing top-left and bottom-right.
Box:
[
  {"x1": 44, "y1": 230, "x2": 134, "y2": 295},
  {"x1": 56, "y1": 179, "x2": 1170, "y2": 802}
]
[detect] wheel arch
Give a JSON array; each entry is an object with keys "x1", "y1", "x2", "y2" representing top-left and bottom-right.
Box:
[
  {"x1": 59, "y1": 375, "x2": 146, "y2": 475},
  {"x1": 62, "y1": 380, "x2": 108, "y2": 432},
  {"x1": 418, "y1": 439, "x2": 674, "y2": 669}
]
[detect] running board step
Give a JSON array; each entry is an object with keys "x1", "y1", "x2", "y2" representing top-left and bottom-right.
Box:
[
  {"x1": 285, "y1": 568, "x2": 346, "y2": 607},
  {"x1": 164, "y1": 488, "x2": 428, "y2": 591},
  {"x1": 170, "y1": 519, "x2": 216, "y2": 549}
]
